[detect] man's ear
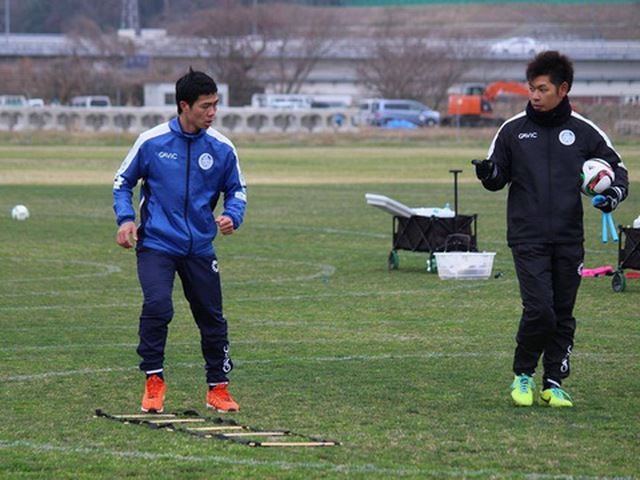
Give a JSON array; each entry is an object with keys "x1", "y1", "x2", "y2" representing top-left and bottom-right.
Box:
[
  {"x1": 178, "y1": 100, "x2": 190, "y2": 113},
  {"x1": 559, "y1": 81, "x2": 570, "y2": 98}
]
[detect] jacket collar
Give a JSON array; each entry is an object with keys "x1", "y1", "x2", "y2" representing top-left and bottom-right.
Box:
[
  {"x1": 526, "y1": 96, "x2": 572, "y2": 127},
  {"x1": 169, "y1": 116, "x2": 206, "y2": 139}
]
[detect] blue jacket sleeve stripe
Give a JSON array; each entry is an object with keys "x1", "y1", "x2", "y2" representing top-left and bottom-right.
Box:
[{"x1": 113, "y1": 123, "x2": 171, "y2": 225}]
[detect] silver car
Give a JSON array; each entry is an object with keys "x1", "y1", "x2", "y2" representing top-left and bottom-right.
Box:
[{"x1": 359, "y1": 98, "x2": 440, "y2": 127}]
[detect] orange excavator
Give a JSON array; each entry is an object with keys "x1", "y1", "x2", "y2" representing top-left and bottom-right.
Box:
[{"x1": 445, "y1": 81, "x2": 530, "y2": 127}]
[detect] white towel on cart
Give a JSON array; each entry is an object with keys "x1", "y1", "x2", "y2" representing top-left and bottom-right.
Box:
[{"x1": 365, "y1": 193, "x2": 455, "y2": 218}]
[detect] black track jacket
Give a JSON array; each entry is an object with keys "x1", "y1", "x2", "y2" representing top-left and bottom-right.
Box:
[{"x1": 481, "y1": 97, "x2": 628, "y2": 246}]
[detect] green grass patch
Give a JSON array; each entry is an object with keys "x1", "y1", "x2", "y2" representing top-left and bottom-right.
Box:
[{"x1": 1, "y1": 138, "x2": 639, "y2": 479}]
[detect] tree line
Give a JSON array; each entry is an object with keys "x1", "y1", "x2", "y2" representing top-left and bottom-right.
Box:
[{"x1": 2, "y1": 1, "x2": 479, "y2": 108}]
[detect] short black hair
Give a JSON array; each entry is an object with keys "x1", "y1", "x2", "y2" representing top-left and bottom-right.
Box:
[
  {"x1": 526, "y1": 51, "x2": 574, "y2": 92},
  {"x1": 175, "y1": 67, "x2": 218, "y2": 114}
]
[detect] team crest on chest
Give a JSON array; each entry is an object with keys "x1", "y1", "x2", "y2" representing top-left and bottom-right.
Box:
[
  {"x1": 558, "y1": 129, "x2": 575, "y2": 146},
  {"x1": 198, "y1": 153, "x2": 214, "y2": 170}
]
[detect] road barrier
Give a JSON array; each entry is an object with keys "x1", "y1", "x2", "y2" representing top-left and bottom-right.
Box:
[{"x1": 0, "y1": 106, "x2": 357, "y2": 134}]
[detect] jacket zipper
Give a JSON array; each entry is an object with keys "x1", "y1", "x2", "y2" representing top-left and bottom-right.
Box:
[
  {"x1": 546, "y1": 130, "x2": 552, "y2": 243},
  {"x1": 185, "y1": 139, "x2": 193, "y2": 255}
]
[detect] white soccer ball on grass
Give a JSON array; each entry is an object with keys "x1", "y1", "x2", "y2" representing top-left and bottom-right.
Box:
[
  {"x1": 580, "y1": 158, "x2": 614, "y2": 196},
  {"x1": 11, "y1": 204, "x2": 30, "y2": 221}
]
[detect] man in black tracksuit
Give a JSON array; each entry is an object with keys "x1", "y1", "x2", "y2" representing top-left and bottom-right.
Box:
[{"x1": 473, "y1": 51, "x2": 628, "y2": 407}]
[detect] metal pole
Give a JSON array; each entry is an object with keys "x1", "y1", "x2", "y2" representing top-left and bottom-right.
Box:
[
  {"x1": 252, "y1": 0, "x2": 257, "y2": 36},
  {"x1": 449, "y1": 169, "x2": 462, "y2": 215},
  {"x1": 5, "y1": 0, "x2": 10, "y2": 38}
]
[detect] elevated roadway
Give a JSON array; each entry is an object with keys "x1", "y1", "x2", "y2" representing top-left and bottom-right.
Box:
[{"x1": 1, "y1": 33, "x2": 639, "y2": 96}]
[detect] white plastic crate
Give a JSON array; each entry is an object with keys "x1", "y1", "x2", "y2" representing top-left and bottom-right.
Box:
[{"x1": 434, "y1": 252, "x2": 496, "y2": 280}]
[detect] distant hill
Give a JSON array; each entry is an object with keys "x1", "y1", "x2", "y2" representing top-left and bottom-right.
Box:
[
  {"x1": 4, "y1": 0, "x2": 639, "y2": 40},
  {"x1": 322, "y1": 1, "x2": 640, "y2": 40},
  {"x1": 340, "y1": 0, "x2": 635, "y2": 4}
]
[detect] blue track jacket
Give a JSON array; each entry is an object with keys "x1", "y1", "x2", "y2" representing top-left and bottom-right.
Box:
[{"x1": 113, "y1": 117, "x2": 247, "y2": 257}]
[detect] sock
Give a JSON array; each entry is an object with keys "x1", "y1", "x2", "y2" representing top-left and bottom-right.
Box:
[
  {"x1": 208, "y1": 382, "x2": 228, "y2": 390},
  {"x1": 544, "y1": 378, "x2": 561, "y2": 390}
]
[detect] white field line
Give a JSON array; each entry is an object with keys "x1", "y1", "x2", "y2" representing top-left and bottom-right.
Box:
[
  {"x1": 3, "y1": 351, "x2": 638, "y2": 383},
  {"x1": 1, "y1": 354, "x2": 498, "y2": 382},
  {"x1": 4, "y1": 334, "x2": 639, "y2": 353},
  {"x1": 0, "y1": 440, "x2": 632, "y2": 480},
  {"x1": 3, "y1": 315, "x2": 634, "y2": 335},
  {"x1": 251, "y1": 222, "x2": 389, "y2": 239},
  {"x1": 1, "y1": 255, "x2": 336, "y2": 288},
  {"x1": 0, "y1": 335, "x2": 503, "y2": 351},
  {"x1": 2, "y1": 258, "x2": 122, "y2": 283},
  {"x1": 0, "y1": 281, "x2": 516, "y2": 312}
]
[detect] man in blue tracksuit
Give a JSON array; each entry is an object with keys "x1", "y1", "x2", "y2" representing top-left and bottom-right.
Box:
[
  {"x1": 113, "y1": 68, "x2": 247, "y2": 413},
  {"x1": 473, "y1": 51, "x2": 628, "y2": 407}
]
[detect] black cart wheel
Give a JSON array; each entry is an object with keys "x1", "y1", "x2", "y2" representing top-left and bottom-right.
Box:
[
  {"x1": 388, "y1": 250, "x2": 399, "y2": 270},
  {"x1": 612, "y1": 271, "x2": 626, "y2": 293},
  {"x1": 426, "y1": 255, "x2": 438, "y2": 273}
]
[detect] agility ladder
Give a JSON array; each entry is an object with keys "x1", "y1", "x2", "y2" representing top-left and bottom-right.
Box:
[{"x1": 95, "y1": 409, "x2": 339, "y2": 448}]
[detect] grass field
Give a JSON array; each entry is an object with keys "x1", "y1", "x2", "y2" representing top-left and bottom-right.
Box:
[{"x1": 1, "y1": 133, "x2": 639, "y2": 479}]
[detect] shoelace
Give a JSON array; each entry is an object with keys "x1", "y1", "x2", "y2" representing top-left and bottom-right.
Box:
[
  {"x1": 215, "y1": 388, "x2": 231, "y2": 401},
  {"x1": 210, "y1": 386, "x2": 235, "y2": 405},
  {"x1": 518, "y1": 377, "x2": 533, "y2": 393},
  {"x1": 146, "y1": 377, "x2": 164, "y2": 398},
  {"x1": 549, "y1": 387, "x2": 572, "y2": 401}
]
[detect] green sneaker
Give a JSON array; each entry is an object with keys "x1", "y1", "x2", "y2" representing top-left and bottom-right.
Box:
[
  {"x1": 539, "y1": 387, "x2": 574, "y2": 407},
  {"x1": 510, "y1": 374, "x2": 535, "y2": 406}
]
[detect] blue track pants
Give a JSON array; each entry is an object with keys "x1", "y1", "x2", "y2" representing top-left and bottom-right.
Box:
[{"x1": 136, "y1": 248, "x2": 232, "y2": 384}]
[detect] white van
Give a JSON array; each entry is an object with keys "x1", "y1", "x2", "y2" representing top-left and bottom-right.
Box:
[
  {"x1": 0, "y1": 95, "x2": 28, "y2": 107},
  {"x1": 70, "y1": 96, "x2": 112, "y2": 108},
  {"x1": 251, "y1": 93, "x2": 311, "y2": 109},
  {"x1": 27, "y1": 98, "x2": 45, "y2": 107}
]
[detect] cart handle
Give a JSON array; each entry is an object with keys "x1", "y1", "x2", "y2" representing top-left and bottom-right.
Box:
[{"x1": 444, "y1": 233, "x2": 472, "y2": 252}]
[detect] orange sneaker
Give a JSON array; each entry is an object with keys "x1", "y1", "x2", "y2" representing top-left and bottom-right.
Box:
[
  {"x1": 141, "y1": 375, "x2": 166, "y2": 413},
  {"x1": 206, "y1": 383, "x2": 239, "y2": 412}
]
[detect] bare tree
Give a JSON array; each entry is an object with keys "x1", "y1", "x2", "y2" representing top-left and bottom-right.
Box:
[
  {"x1": 190, "y1": 1, "x2": 266, "y2": 106},
  {"x1": 357, "y1": 26, "x2": 481, "y2": 110},
  {"x1": 62, "y1": 15, "x2": 130, "y2": 103},
  {"x1": 422, "y1": 38, "x2": 485, "y2": 111},
  {"x1": 181, "y1": 2, "x2": 345, "y2": 104},
  {"x1": 32, "y1": 55, "x2": 94, "y2": 103},
  {"x1": 260, "y1": 4, "x2": 343, "y2": 95},
  {"x1": 5, "y1": 15, "x2": 119, "y2": 103}
]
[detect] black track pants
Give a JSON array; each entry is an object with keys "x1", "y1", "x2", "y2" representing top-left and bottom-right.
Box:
[
  {"x1": 510, "y1": 243, "x2": 584, "y2": 386},
  {"x1": 136, "y1": 248, "x2": 233, "y2": 384}
]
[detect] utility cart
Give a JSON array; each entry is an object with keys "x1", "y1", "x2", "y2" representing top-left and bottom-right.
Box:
[
  {"x1": 388, "y1": 214, "x2": 477, "y2": 271},
  {"x1": 366, "y1": 170, "x2": 478, "y2": 272},
  {"x1": 611, "y1": 226, "x2": 640, "y2": 292}
]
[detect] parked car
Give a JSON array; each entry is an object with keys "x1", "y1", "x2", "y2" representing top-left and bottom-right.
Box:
[
  {"x1": 27, "y1": 98, "x2": 45, "y2": 107},
  {"x1": 0, "y1": 94, "x2": 28, "y2": 107},
  {"x1": 359, "y1": 98, "x2": 440, "y2": 127},
  {"x1": 70, "y1": 95, "x2": 112, "y2": 108},
  {"x1": 490, "y1": 37, "x2": 549, "y2": 56}
]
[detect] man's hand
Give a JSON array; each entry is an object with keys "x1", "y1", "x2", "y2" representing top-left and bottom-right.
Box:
[
  {"x1": 215, "y1": 215, "x2": 235, "y2": 235},
  {"x1": 116, "y1": 221, "x2": 138, "y2": 249},
  {"x1": 471, "y1": 159, "x2": 496, "y2": 181},
  {"x1": 592, "y1": 188, "x2": 621, "y2": 213}
]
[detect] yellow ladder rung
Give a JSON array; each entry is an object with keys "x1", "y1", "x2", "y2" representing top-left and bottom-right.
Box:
[
  {"x1": 251, "y1": 441, "x2": 338, "y2": 447},
  {"x1": 147, "y1": 418, "x2": 206, "y2": 424},
  {"x1": 110, "y1": 414, "x2": 177, "y2": 419},
  {"x1": 187, "y1": 426, "x2": 246, "y2": 432}
]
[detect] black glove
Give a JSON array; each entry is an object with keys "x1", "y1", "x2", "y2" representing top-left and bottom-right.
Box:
[
  {"x1": 592, "y1": 187, "x2": 621, "y2": 213},
  {"x1": 471, "y1": 159, "x2": 496, "y2": 181}
]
